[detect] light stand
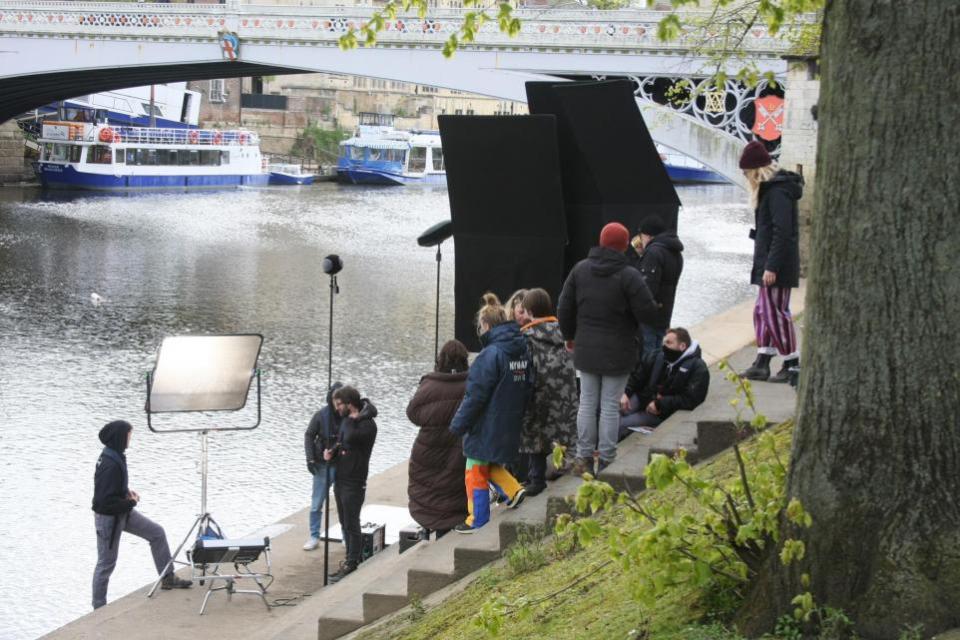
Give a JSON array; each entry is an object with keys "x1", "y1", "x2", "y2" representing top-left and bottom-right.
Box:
[
  {"x1": 417, "y1": 220, "x2": 454, "y2": 362},
  {"x1": 142, "y1": 334, "x2": 264, "y2": 599},
  {"x1": 321, "y1": 254, "x2": 343, "y2": 587}
]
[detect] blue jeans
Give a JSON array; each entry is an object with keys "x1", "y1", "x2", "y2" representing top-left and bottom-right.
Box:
[
  {"x1": 309, "y1": 464, "x2": 335, "y2": 538},
  {"x1": 577, "y1": 372, "x2": 630, "y2": 463},
  {"x1": 640, "y1": 325, "x2": 666, "y2": 358}
]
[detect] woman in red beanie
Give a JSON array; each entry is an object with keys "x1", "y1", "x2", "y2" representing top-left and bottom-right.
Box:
[
  {"x1": 557, "y1": 222, "x2": 657, "y2": 475},
  {"x1": 739, "y1": 140, "x2": 804, "y2": 382}
]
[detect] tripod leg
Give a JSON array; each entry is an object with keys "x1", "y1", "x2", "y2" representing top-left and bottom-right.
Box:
[{"x1": 148, "y1": 513, "x2": 205, "y2": 598}]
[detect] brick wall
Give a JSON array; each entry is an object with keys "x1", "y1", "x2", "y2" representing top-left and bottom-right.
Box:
[{"x1": 0, "y1": 121, "x2": 31, "y2": 184}]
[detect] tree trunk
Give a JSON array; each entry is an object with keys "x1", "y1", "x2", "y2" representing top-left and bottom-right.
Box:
[{"x1": 741, "y1": 2, "x2": 960, "y2": 637}]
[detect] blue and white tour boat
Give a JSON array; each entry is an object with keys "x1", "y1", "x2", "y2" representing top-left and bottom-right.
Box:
[
  {"x1": 337, "y1": 113, "x2": 445, "y2": 186},
  {"x1": 35, "y1": 122, "x2": 269, "y2": 190}
]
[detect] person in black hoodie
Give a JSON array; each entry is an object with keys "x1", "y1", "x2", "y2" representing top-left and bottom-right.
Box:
[
  {"x1": 738, "y1": 141, "x2": 803, "y2": 383},
  {"x1": 92, "y1": 420, "x2": 191, "y2": 609},
  {"x1": 303, "y1": 381, "x2": 343, "y2": 551},
  {"x1": 558, "y1": 222, "x2": 658, "y2": 475},
  {"x1": 628, "y1": 216, "x2": 685, "y2": 357},
  {"x1": 325, "y1": 386, "x2": 377, "y2": 582},
  {"x1": 618, "y1": 328, "x2": 710, "y2": 438}
]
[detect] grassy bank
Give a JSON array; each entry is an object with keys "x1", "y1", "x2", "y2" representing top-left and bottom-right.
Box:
[{"x1": 355, "y1": 422, "x2": 796, "y2": 640}]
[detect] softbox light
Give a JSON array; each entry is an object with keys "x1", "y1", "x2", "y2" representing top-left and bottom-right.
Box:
[{"x1": 147, "y1": 333, "x2": 263, "y2": 417}]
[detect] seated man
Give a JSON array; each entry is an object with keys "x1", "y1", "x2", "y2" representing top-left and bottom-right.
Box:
[{"x1": 618, "y1": 327, "x2": 710, "y2": 439}]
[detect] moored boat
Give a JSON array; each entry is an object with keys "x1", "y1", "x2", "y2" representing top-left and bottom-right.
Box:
[
  {"x1": 268, "y1": 163, "x2": 315, "y2": 185},
  {"x1": 35, "y1": 122, "x2": 269, "y2": 191},
  {"x1": 337, "y1": 113, "x2": 444, "y2": 186}
]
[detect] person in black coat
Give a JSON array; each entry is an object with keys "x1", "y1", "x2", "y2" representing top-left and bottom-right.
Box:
[
  {"x1": 92, "y1": 420, "x2": 191, "y2": 609},
  {"x1": 739, "y1": 141, "x2": 803, "y2": 383},
  {"x1": 558, "y1": 222, "x2": 658, "y2": 474},
  {"x1": 325, "y1": 386, "x2": 377, "y2": 582},
  {"x1": 303, "y1": 381, "x2": 343, "y2": 551},
  {"x1": 628, "y1": 215, "x2": 685, "y2": 356},
  {"x1": 618, "y1": 328, "x2": 710, "y2": 438},
  {"x1": 406, "y1": 340, "x2": 470, "y2": 534}
]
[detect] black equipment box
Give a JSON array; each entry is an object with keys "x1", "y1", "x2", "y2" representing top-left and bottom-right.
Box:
[{"x1": 361, "y1": 523, "x2": 385, "y2": 560}]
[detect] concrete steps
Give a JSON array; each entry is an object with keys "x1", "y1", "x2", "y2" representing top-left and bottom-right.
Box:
[{"x1": 262, "y1": 475, "x2": 578, "y2": 640}]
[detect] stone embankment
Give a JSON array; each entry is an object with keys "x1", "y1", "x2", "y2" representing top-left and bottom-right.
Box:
[
  {"x1": 0, "y1": 120, "x2": 32, "y2": 184},
  {"x1": 43, "y1": 288, "x2": 804, "y2": 640}
]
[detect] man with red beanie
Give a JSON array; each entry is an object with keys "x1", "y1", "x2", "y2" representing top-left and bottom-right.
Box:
[
  {"x1": 739, "y1": 140, "x2": 804, "y2": 382},
  {"x1": 558, "y1": 222, "x2": 657, "y2": 475}
]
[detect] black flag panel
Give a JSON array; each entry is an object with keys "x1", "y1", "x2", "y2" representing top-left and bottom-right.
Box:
[
  {"x1": 438, "y1": 115, "x2": 567, "y2": 351},
  {"x1": 439, "y1": 81, "x2": 680, "y2": 351},
  {"x1": 526, "y1": 80, "x2": 681, "y2": 272}
]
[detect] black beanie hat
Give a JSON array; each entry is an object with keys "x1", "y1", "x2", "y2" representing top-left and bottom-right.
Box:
[
  {"x1": 639, "y1": 216, "x2": 666, "y2": 237},
  {"x1": 99, "y1": 420, "x2": 132, "y2": 453}
]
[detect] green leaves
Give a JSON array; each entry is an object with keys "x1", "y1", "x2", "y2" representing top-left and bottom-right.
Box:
[{"x1": 779, "y1": 538, "x2": 805, "y2": 565}]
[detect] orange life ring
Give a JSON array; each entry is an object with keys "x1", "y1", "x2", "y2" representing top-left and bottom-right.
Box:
[
  {"x1": 213, "y1": 131, "x2": 223, "y2": 145},
  {"x1": 98, "y1": 127, "x2": 115, "y2": 143},
  {"x1": 238, "y1": 132, "x2": 248, "y2": 145},
  {"x1": 188, "y1": 130, "x2": 199, "y2": 144}
]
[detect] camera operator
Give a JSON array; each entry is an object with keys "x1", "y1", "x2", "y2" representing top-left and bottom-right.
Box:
[
  {"x1": 325, "y1": 386, "x2": 378, "y2": 583},
  {"x1": 303, "y1": 382, "x2": 343, "y2": 551}
]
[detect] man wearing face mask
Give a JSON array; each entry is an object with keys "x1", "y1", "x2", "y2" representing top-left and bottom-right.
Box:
[{"x1": 617, "y1": 327, "x2": 710, "y2": 437}]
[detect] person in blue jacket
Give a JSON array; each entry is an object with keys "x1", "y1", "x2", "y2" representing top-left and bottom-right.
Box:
[{"x1": 450, "y1": 293, "x2": 533, "y2": 534}]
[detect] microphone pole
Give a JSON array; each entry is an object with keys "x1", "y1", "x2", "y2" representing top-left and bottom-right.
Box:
[
  {"x1": 434, "y1": 242, "x2": 442, "y2": 362},
  {"x1": 321, "y1": 255, "x2": 343, "y2": 587}
]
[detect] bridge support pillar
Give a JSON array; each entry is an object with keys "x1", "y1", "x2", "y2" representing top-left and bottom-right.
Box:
[
  {"x1": 779, "y1": 56, "x2": 820, "y2": 276},
  {"x1": 0, "y1": 121, "x2": 30, "y2": 185}
]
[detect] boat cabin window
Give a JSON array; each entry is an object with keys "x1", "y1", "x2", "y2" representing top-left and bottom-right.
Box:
[
  {"x1": 349, "y1": 146, "x2": 365, "y2": 161},
  {"x1": 431, "y1": 148, "x2": 444, "y2": 171},
  {"x1": 386, "y1": 149, "x2": 405, "y2": 163},
  {"x1": 408, "y1": 147, "x2": 427, "y2": 172},
  {"x1": 368, "y1": 148, "x2": 382, "y2": 161},
  {"x1": 121, "y1": 148, "x2": 228, "y2": 166},
  {"x1": 88, "y1": 145, "x2": 112, "y2": 164},
  {"x1": 43, "y1": 143, "x2": 77, "y2": 163}
]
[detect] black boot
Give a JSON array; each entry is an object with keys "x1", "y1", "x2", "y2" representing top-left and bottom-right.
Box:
[
  {"x1": 769, "y1": 358, "x2": 799, "y2": 384},
  {"x1": 742, "y1": 353, "x2": 773, "y2": 381}
]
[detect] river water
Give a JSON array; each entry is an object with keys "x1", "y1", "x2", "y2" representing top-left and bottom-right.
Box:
[{"x1": 0, "y1": 182, "x2": 753, "y2": 639}]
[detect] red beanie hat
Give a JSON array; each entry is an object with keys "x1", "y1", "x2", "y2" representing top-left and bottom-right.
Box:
[
  {"x1": 739, "y1": 140, "x2": 772, "y2": 169},
  {"x1": 599, "y1": 222, "x2": 630, "y2": 253}
]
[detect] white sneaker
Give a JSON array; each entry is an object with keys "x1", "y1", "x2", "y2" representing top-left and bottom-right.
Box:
[{"x1": 303, "y1": 536, "x2": 319, "y2": 551}]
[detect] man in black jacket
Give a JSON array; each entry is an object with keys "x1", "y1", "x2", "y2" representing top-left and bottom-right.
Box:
[
  {"x1": 325, "y1": 386, "x2": 377, "y2": 582},
  {"x1": 618, "y1": 328, "x2": 710, "y2": 438},
  {"x1": 628, "y1": 216, "x2": 685, "y2": 357},
  {"x1": 92, "y1": 420, "x2": 191, "y2": 609}
]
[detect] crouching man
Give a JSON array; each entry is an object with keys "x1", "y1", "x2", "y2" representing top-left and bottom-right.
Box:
[
  {"x1": 618, "y1": 328, "x2": 710, "y2": 437},
  {"x1": 326, "y1": 386, "x2": 378, "y2": 583},
  {"x1": 92, "y1": 420, "x2": 191, "y2": 610}
]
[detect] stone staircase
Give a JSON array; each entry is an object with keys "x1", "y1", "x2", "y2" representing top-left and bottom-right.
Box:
[{"x1": 261, "y1": 344, "x2": 798, "y2": 640}]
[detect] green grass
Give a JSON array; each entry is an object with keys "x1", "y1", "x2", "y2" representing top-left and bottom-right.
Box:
[{"x1": 356, "y1": 422, "x2": 796, "y2": 640}]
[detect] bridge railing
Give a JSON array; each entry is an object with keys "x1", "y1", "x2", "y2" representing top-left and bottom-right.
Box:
[{"x1": 0, "y1": 1, "x2": 795, "y2": 55}]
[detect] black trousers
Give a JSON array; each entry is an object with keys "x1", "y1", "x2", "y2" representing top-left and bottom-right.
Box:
[
  {"x1": 527, "y1": 452, "x2": 547, "y2": 487},
  {"x1": 334, "y1": 478, "x2": 366, "y2": 567}
]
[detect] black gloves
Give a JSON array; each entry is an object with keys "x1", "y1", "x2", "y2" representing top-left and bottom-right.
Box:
[{"x1": 307, "y1": 461, "x2": 317, "y2": 475}]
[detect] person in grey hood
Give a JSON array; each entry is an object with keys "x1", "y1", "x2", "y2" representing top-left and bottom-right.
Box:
[
  {"x1": 628, "y1": 215, "x2": 685, "y2": 357},
  {"x1": 738, "y1": 141, "x2": 803, "y2": 383},
  {"x1": 92, "y1": 420, "x2": 191, "y2": 609},
  {"x1": 558, "y1": 222, "x2": 658, "y2": 475},
  {"x1": 619, "y1": 328, "x2": 710, "y2": 437}
]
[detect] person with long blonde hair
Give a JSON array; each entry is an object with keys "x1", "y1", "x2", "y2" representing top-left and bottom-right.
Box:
[
  {"x1": 449, "y1": 293, "x2": 533, "y2": 533},
  {"x1": 739, "y1": 140, "x2": 803, "y2": 382}
]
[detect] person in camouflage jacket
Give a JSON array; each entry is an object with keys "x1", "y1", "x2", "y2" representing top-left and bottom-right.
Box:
[{"x1": 519, "y1": 288, "x2": 579, "y2": 496}]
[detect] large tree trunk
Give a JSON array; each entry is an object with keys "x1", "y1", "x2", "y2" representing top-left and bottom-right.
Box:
[{"x1": 741, "y1": 2, "x2": 960, "y2": 637}]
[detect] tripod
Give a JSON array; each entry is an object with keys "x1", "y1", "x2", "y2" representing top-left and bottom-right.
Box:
[{"x1": 147, "y1": 429, "x2": 223, "y2": 597}]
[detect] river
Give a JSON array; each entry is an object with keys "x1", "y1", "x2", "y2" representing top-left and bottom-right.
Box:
[{"x1": 0, "y1": 182, "x2": 753, "y2": 639}]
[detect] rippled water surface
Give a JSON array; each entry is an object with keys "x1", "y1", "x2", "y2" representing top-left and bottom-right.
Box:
[{"x1": 0, "y1": 182, "x2": 752, "y2": 639}]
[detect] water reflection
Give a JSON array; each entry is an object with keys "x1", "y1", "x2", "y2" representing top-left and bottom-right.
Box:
[{"x1": 0, "y1": 182, "x2": 751, "y2": 639}]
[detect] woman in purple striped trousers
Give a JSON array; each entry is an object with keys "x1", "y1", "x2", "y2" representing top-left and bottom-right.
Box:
[{"x1": 738, "y1": 140, "x2": 804, "y2": 383}]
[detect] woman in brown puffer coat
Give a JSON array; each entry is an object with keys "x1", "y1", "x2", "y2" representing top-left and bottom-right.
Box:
[{"x1": 406, "y1": 340, "x2": 470, "y2": 533}]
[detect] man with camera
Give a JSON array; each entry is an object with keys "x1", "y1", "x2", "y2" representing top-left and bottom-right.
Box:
[
  {"x1": 324, "y1": 386, "x2": 378, "y2": 583},
  {"x1": 303, "y1": 382, "x2": 343, "y2": 551}
]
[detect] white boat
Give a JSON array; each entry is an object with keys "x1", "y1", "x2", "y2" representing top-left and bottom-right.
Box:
[
  {"x1": 268, "y1": 163, "x2": 315, "y2": 185},
  {"x1": 35, "y1": 122, "x2": 269, "y2": 190},
  {"x1": 337, "y1": 113, "x2": 445, "y2": 186}
]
